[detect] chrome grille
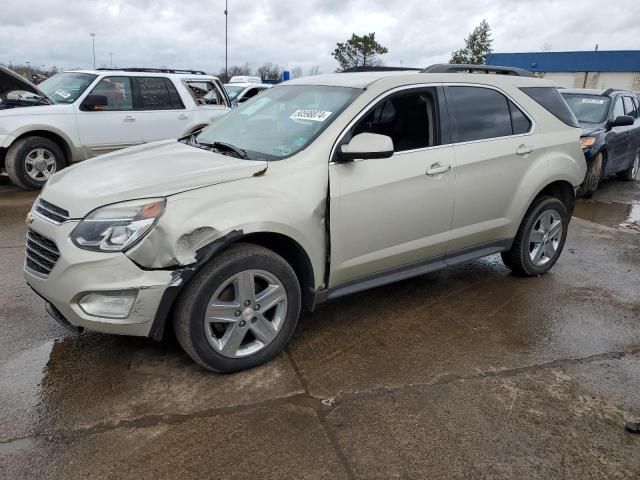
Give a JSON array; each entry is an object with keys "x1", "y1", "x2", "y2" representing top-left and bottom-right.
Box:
[
  {"x1": 25, "y1": 229, "x2": 60, "y2": 277},
  {"x1": 35, "y1": 198, "x2": 70, "y2": 224}
]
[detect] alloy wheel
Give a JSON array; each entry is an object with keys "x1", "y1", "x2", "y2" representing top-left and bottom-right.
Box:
[
  {"x1": 203, "y1": 269, "x2": 288, "y2": 358},
  {"x1": 25, "y1": 148, "x2": 57, "y2": 181},
  {"x1": 529, "y1": 210, "x2": 563, "y2": 267}
]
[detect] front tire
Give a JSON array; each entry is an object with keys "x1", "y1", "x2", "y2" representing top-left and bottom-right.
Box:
[
  {"x1": 577, "y1": 152, "x2": 603, "y2": 198},
  {"x1": 501, "y1": 196, "x2": 569, "y2": 276},
  {"x1": 5, "y1": 136, "x2": 65, "y2": 190},
  {"x1": 618, "y1": 150, "x2": 639, "y2": 182},
  {"x1": 173, "y1": 243, "x2": 301, "y2": 373}
]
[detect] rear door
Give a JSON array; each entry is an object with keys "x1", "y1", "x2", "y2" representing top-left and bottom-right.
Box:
[
  {"x1": 623, "y1": 96, "x2": 640, "y2": 165},
  {"x1": 131, "y1": 76, "x2": 189, "y2": 142},
  {"x1": 329, "y1": 86, "x2": 455, "y2": 286},
  {"x1": 444, "y1": 85, "x2": 538, "y2": 253},
  {"x1": 75, "y1": 76, "x2": 143, "y2": 156}
]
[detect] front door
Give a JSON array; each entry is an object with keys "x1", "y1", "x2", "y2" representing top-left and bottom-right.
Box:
[
  {"x1": 606, "y1": 96, "x2": 632, "y2": 175},
  {"x1": 329, "y1": 87, "x2": 455, "y2": 286},
  {"x1": 75, "y1": 76, "x2": 143, "y2": 156}
]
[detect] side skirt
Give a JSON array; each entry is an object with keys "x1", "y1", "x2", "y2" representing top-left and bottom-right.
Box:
[{"x1": 314, "y1": 239, "x2": 512, "y2": 305}]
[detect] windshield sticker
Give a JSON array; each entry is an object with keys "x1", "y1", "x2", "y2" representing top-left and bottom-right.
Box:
[
  {"x1": 290, "y1": 109, "x2": 332, "y2": 122},
  {"x1": 581, "y1": 98, "x2": 605, "y2": 105},
  {"x1": 55, "y1": 89, "x2": 71, "y2": 99}
]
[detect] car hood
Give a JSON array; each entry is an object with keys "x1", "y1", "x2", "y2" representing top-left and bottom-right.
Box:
[
  {"x1": 579, "y1": 122, "x2": 605, "y2": 137},
  {"x1": 0, "y1": 66, "x2": 52, "y2": 106},
  {"x1": 41, "y1": 140, "x2": 268, "y2": 218}
]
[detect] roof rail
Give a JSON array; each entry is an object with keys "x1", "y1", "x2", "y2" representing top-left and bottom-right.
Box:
[
  {"x1": 341, "y1": 66, "x2": 422, "y2": 73},
  {"x1": 602, "y1": 88, "x2": 625, "y2": 96},
  {"x1": 421, "y1": 64, "x2": 533, "y2": 77},
  {"x1": 95, "y1": 67, "x2": 209, "y2": 75}
]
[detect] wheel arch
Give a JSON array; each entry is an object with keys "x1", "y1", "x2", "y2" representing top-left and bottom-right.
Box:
[
  {"x1": 531, "y1": 179, "x2": 576, "y2": 216},
  {"x1": 10, "y1": 129, "x2": 72, "y2": 165}
]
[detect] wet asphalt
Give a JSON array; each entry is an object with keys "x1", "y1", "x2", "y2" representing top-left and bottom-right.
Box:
[{"x1": 0, "y1": 175, "x2": 639, "y2": 479}]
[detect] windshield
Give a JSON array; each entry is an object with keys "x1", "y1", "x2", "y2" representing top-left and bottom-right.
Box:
[
  {"x1": 39, "y1": 72, "x2": 97, "y2": 104},
  {"x1": 195, "y1": 85, "x2": 362, "y2": 160},
  {"x1": 561, "y1": 93, "x2": 611, "y2": 124},
  {"x1": 224, "y1": 85, "x2": 246, "y2": 101}
]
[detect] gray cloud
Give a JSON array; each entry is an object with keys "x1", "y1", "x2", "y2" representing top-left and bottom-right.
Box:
[{"x1": 2, "y1": 0, "x2": 639, "y2": 75}]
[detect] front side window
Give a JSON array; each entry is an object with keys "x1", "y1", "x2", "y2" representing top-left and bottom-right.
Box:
[
  {"x1": 351, "y1": 88, "x2": 438, "y2": 152},
  {"x1": 623, "y1": 96, "x2": 638, "y2": 119},
  {"x1": 612, "y1": 97, "x2": 625, "y2": 119},
  {"x1": 38, "y1": 72, "x2": 97, "y2": 104},
  {"x1": 195, "y1": 85, "x2": 361, "y2": 160},
  {"x1": 185, "y1": 80, "x2": 223, "y2": 105},
  {"x1": 561, "y1": 94, "x2": 611, "y2": 124},
  {"x1": 134, "y1": 77, "x2": 183, "y2": 110},
  {"x1": 445, "y1": 86, "x2": 514, "y2": 142},
  {"x1": 87, "y1": 77, "x2": 133, "y2": 110},
  {"x1": 224, "y1": 85, "x2": 245, "y2": 101}
]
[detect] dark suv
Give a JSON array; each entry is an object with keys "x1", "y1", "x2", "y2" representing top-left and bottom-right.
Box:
[{"x1": 561, "y1": 88, "x2": 640, "y2": 197}]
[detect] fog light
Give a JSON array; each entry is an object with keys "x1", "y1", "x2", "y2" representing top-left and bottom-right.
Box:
[{"x1": 78, "y1": 290, "x2": 138, "y2": 319}]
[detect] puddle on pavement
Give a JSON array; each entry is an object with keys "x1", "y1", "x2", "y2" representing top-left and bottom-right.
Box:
[{"x1": 573, "y1": 200, "x2": 640, "y2": 228}]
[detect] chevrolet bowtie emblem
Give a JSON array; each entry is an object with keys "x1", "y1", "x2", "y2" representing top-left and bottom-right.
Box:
[{"x1": 25, "y1": 212, "x2": 34, "y2": 225}]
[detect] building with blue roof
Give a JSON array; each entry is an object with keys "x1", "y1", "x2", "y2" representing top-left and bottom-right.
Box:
[{"x1": 486, "y1": 50, "x2": 640, "y2": 91}]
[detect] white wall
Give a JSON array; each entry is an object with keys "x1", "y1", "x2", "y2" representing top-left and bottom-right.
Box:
[{"x1": 537, "y1": 72, "x2": 638, "y2": 91}]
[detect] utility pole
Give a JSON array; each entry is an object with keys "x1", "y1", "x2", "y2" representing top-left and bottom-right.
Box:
[
  {"x1": 225, "y1": 0, "x2": 229, "y2": 79},
  {"x1": 90, "y1": 33, "x2": 96, "y2": 69},
  {"x1": 109, "y1": 52, "x2": 113, "y2": 68}
]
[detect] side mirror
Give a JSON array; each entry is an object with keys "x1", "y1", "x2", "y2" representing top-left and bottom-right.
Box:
[
  {"x1": 337, "y1": 133, "x2": 394, "y2": 162},
  {"x1": 81, "y1": 94, "x2": 108, "y2": 111},
  {"x1": 607, "y1": 115, "x2": 634, "y2": 130}
]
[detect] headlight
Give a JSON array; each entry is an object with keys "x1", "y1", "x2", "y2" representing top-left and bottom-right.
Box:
[
  {"x1": 71, "y1": 198, "x2": 166, "y2": 252},
  {"x1": 579, "y1": 137, "x2": 596, "y2": 150}
]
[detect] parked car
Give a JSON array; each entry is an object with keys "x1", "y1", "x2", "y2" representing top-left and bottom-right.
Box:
[
  {"x1": 224, "y1": 82, "x2": 271, "y2": 106},
  {"x1": 0, "y1": 67, "x2": 231, "y2": 190},
  {"x1": 561, "y1": 88, "x2": 639, "y2": 197},
  {"x1": 25, "y1": 65, "x2": 585, "y2": 373}
]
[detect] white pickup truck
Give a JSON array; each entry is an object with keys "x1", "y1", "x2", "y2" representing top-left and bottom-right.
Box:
[{"x1": 0, "y1": 67, "x2": 231, "y2": 189}]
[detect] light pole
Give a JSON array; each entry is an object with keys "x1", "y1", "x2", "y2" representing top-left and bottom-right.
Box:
[
  {"x1": 90, "y1": 33, "x2": 96, "y2": 69},
  {"x1": 109, "y1": 52, "x2": 113, "y2": 68},
  {"x1": 224, "y1": 0, "x2": 228, "y2": 79}
]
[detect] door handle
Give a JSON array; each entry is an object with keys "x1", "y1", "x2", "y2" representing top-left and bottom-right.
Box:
[
  {"x1": 178, "y1": 114, "x2": 189, "y2": 120},
  {"x1": 425, "y1": 163, "x2": 451, "y2": 176},
  {"x1": 516, "y1": 144, "x2": 534, "y2": 156},
  {"x1": 123, "y1": 115, "x2": 136, "y2": 122}
]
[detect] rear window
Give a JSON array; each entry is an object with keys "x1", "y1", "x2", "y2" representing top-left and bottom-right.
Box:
[{"x1": 521, "y1": 87, "x2": 579, "y2": 128}]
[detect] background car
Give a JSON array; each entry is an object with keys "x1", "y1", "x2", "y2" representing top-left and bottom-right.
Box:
[
  {"x1": 0, "y1": 67, "x2": 231, "y2": 190},
  {"x1": 224, "y1": 81, "x2": 271, "y2": 106},
  {"x1": 561, "y1": 88, "x2": 639, "y2": 197}
]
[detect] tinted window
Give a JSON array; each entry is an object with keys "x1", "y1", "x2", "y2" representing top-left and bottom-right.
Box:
[
  {"x1": 352, "y1": 88, "x2": 438, "y2": 152},
  {"x1": 88, "y1": 76, "x2": 133, "y2": 110},
  {"x1": 520, "y1": 87, "x2": 580, "y2": 128},
  {"x1": 509, "y1": 100, "x2": 532, "y2": 134},
  {"x1": 135, "y1": 77, "x2": 175, "y2": 109},
  {"x1": 623, "y1": 96, "x2": 638, "y2": 118},
  {"x1": 445, "y1": 86, "x2": 513, "y2": 142},
  {"x1": 612, "y1": 97, "x2": 625, "y2": 119}
]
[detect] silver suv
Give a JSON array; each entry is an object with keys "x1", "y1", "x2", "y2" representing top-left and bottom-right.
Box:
[{"x1": 24, "y1": 65, "x2": 586, "y2": 372}]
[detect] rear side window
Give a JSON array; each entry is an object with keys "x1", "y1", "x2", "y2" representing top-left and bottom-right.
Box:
[
  {"x1": 134, "y1": 77, "x2": 183, "y2": 110},
  {"x1": 520, "y1": 87, "x2": 579, "y2": 128},
  {"x1": 445, "y1": 86, "x2": 523, "y2": 143}
]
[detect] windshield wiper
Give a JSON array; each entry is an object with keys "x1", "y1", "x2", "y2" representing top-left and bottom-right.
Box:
[{"x1": 198, "y1": 141, "x2": 250, "y2": 159}]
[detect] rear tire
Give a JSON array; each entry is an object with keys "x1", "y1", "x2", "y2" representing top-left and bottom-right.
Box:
[
  {"x1": 6, "y1": 136, "x2": 65, "y2": 190},
  {"x1": 173, "y1": 243, "x2": 301, "y2": 373},
  {"x1": 617, "y1": 150, "x2": 639, "y2": 181},
  {"x1": 577, "y1": 152, "x2": 603, "y2": 198},
  {"x1": 501, "y1": 196, "x2": 569, "y2": 276}
]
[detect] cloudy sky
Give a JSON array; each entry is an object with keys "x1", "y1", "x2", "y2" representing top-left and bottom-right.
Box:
[{"x1": 2, "y1": 0, "x2": 639, "y2": 75}]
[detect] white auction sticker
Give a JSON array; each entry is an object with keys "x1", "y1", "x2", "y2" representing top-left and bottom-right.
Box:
[
  {"x1": 581, "y1": 98, "x2": 605, "y2": 104},
  {"x1": 290, "y1": 109, "x2": 333, "y2": 122}
]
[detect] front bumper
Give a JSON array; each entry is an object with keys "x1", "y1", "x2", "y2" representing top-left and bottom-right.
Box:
[{"x1": 24, "y1": 213, "x2": 174, "y2": 337}]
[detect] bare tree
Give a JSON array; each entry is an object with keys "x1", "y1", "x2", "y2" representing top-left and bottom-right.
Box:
[
  {"x1": 291, "y1": 66, "x2": 303, "y2": 78},
  {"x1": 256, "y1": 63, "x2": 282, "y2": 81},
  {"x1": 542, "y1": 42, "x2": 553, "y2": 52},
  {"x1": 228, "y1": 62, "x2": 252, "y2": 77},
  {"x1": 308, "y1": 65, "x2": 321, "y2": 76}
]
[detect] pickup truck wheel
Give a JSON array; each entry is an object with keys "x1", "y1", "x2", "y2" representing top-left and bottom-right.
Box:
[
  {"x1": 501, "y1": 196, "x2": 568, "y2": 276},
  {"x1": 173, "y1": 243, "x2": 301, "y2": 373},
  {"x1": 577, "y1": 152, "x2": 603, "y2": 198},
  {"x1": 618, "y1": 150, "x2": 639, "y2": 181},
  {"x1": 6, "y1": 136, "x2": 65, "y2": 190}
]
